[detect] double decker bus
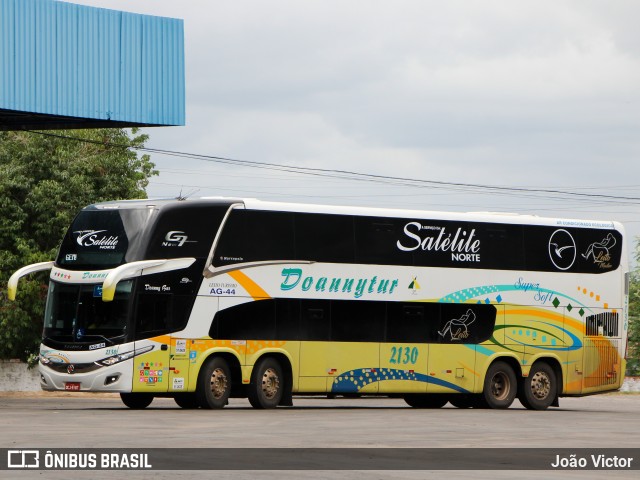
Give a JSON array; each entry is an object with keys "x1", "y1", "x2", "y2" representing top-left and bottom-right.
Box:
[{"x1": 8, "y1": 197, "x2": 628, "y2": 410}]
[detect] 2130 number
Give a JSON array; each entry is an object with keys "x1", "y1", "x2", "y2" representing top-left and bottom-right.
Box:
[{"x1": 389, "y1": 346, "x2": 419, "y2": 365}]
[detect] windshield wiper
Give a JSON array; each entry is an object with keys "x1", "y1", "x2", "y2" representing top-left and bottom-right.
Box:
[{"x1": 81, "y1": 334, "x2": 115, "y2": 345}]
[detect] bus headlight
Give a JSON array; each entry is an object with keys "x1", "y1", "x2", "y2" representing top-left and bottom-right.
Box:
[{"x1": 96, "y1": 345, "x2": 154, "y2": 367}]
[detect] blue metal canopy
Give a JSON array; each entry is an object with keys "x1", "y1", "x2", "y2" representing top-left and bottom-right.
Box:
[{"x1": 0, "y1": 0, "x2": 185, "y2": 130}]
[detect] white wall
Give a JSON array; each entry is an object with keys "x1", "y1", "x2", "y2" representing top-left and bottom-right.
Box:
[{"x1": 0, "y1": 360, "x2": 40, "y2": 392}]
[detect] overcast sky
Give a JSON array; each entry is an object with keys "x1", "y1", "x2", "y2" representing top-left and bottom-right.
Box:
[{"x1": 74, "y1": 1, "x2": 640, "y2": 254}]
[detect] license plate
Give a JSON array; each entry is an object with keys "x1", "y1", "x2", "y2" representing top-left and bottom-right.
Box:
[{"x1": 64, "y1": 382, "x2": 81, "y2": 391}]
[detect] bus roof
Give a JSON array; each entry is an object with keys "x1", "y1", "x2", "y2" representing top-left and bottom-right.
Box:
[
  {"x1": 239, "y1": 198, "x2": 623, "y2": 232},
  {"x1": 88, "y1": 196, "x2": 623, "y2": 233}
]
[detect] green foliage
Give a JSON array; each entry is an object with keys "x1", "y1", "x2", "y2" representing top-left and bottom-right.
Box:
[
  {"x1": 627, "y1": 241, "x2": 640, "y2": 376},
  {"x1": 0, "y1": 129, "x2": 157, "y2": 360}
]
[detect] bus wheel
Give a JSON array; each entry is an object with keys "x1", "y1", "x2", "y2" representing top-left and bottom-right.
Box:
[
  {"x1": 174, "y1": 393, "x2": 200, "y2": 409},
  {"x1": 404, "y1": 394, "x2": 448, "y2": 408},
  {"x1": 120, "y1": 392, "x2": 153, "y2": 409},
  {"x1": 519, "y1": 362, "x2": 556, "y2": 411},
  {"x1": 248, "y1": 357, "x2": 284, "y2": 409},
  {"x1": 196, "y1": 356, "x2": 231, "y2": 409},
  {"x1": 482, "y1": 361, "x2": 517, "y2": 409}
]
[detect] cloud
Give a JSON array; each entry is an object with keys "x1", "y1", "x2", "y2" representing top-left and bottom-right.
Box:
[{"x1": 72, "y1": 1, "x2": 640, "y2": 245}]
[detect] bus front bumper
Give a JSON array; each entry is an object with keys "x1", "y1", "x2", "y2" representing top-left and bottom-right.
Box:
[{"x1": 39, "y1": 360, "x2": 134, "y2": 393}]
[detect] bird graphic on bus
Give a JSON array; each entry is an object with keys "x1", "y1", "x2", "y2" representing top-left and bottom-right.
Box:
[
  {"x1": 438, "y1": 309, "x2": 476, "y2": 341},
  {"x1": 550, "y1": 243, "x2": 574, "y2": 259}
]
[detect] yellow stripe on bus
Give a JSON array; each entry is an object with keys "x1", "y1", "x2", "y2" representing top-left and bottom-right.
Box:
[
  {"x1": 457, "y1": 361, "x2": 482, "y2": 378},
  {"x1": 228, "y1": 270, "x2": 271, "y2": 300}
]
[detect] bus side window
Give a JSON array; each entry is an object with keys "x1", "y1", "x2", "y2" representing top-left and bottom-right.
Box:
[
  {"x1": 331, "y1": 300, "x2": 385, "y2": 342},
  {"x1": 295, "y1": 214, "x2": 355, "y2": 263},
  {"x1": 243, "y1": 211, "x2": 294, "y2": 263},
  {"x1": 354, "y1": 218, "x2": 412, "y2": 266},
  {"x1": 300, "y1": 300, "x2": 331, "y2": 341},
  {"x1": 275, "y1": 298, "x2": 300, "y2": 340},
  {"x1": 146, "y1": 205, "x2": 227, "y2": 260},
  {"x1": 214, "y1": 210, "x2": 295, "y2": 266},
  {"x1": 435, "y1": 304, "x2": 496, "y2": 344},
  {"x1": 135, "y1": 294, "x2": 192, "y2": 339},
  {"x1": 386, "y1": 304, "x2": 431, "y2": 343},
  {"x1": 211, "y1": 299, "x2": 276, "y2": 340}
]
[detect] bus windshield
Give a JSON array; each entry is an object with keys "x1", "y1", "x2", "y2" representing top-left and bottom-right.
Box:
[
  {"x1": 57, "y1": 207, "x2": 154, "y2": 270},
  {"x1": 43, "y1": 280, "x2": 134, "y2": 346}
]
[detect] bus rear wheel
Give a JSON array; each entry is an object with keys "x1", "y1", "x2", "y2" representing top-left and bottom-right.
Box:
[
  {"x1": 482, "y1": 361, "x2": 517, "y2": 409},
  {"x1": 120, "y1": 392, "x2": 153, "y2": 409},
  {"x1": 404, "y1": 394, "x2": 448, "y2": 408},
  {"x1": 519, "y1": 362, "x2": 556, "y2": 411},
  {"x1": 248, "y1": 357, "x2": 284, "y2": 409},
  {"x1": 196, "y1": 356, "x2": 231, "y2": 409}
]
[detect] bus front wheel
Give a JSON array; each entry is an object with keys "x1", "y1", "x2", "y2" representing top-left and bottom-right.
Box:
[
  {"x1": 248, "y1": 357, "x2": 284, "y2": 409},
  {"x1": 519, "y1": 362, "x2": 556, "y2": 411},
  {"x1": 120, "y1": 392, "x2": 153, "y2": 409},
  {"x1": 482, "y1": 361, "x2": 517, "y2": 409},
  {"x1": 196, "y1": 356, "x2": 231, "y2": 409}
]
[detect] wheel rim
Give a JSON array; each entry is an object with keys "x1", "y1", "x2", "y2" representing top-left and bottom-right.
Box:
[
  {"x1": 261, "y1": 367, "x2": 280, "y2": 399},
  {"x1": 209, "y1": 367, "x2": 228, "y2": 399},
  {"x1": 490, "y1": 372, "x2": 511, "y2": 401},
  {"x1": 530, "y1": 371, "x2": 551, "y2": 400}
]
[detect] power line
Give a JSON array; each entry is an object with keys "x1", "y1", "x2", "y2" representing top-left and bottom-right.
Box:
[{"x1": 25, "y1": 129, "x2": 640, "y2": 205}]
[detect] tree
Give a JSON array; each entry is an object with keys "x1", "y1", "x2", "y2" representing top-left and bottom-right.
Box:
[
  {"x1": 627, "y1": 240, "x2": 640, "y2": 375},
  {"x1": 0, "y1": 129, "x2": 157, "y2": 360}
]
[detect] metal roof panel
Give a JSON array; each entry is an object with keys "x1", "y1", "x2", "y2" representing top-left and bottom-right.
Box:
[{"x1": 0, "y1": 0, "x2": 185, "y2": 129}]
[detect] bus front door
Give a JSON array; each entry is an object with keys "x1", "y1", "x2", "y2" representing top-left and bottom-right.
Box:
[
  {"x1": 167, "y1": 337, "x2": 191, "y2": 393},
  {"x1": 131, "y1": 336, "x2": 191, "y2": 394}
]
